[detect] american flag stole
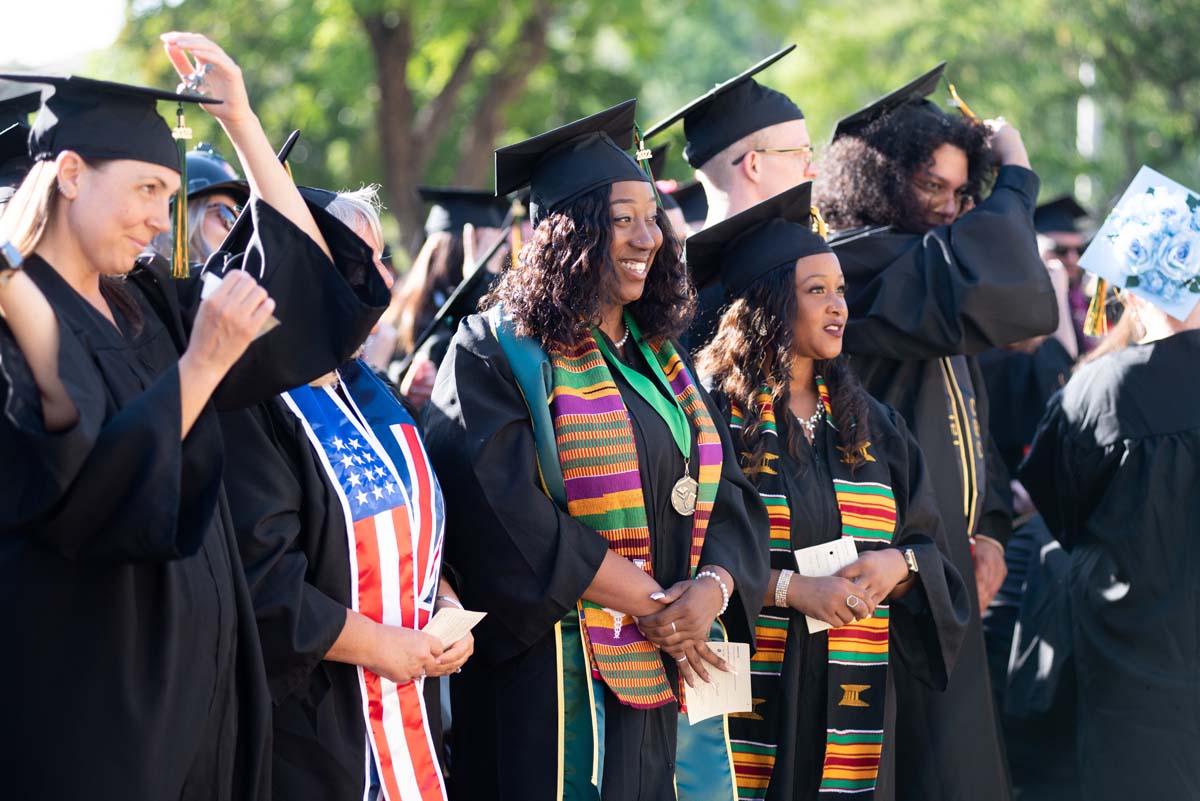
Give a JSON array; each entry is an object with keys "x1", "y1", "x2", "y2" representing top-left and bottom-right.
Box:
[
  {"x1": 282, "y1": 359, "x2": 447, "y2": 801},
  {"x1": 548, "y1": 334, "x2": 722, "y2": 709},
  {"x1": 726, "y1": 379, "x2": 896, "y2": 800}
]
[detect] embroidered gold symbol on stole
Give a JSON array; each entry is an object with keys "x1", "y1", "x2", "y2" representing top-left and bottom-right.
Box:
[
  {"x1": 837, "y1": 440, "x2": 877, "y2": 464},
  {"x1": 730, "y1": 697, "x2": 767, "y2": 720},
  {"x1": 838, "y1": 684, "x2": 871, "y2": 708},
  {"x1": 742, "y1": 451, "x2": 780, "y2": 476}
]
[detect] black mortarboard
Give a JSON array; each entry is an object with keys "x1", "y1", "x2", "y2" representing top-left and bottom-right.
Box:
[
  {"x1": 670, "y1": 180, "x2": 708, "y2": 226},
  {"x1": 0, "y1": 89, "x2": 40, "y2": 129},
  {"x1": 185, "y1": 142, "x2": 248, "y2": 203},
  {"x1": 0, "y1": 74, "x2": 219, "y2": 173},
  {"x1": 494, "y1": 99, "x2": 648, "y2": 225},
  {"x1": 832, "y1": 62, "x2": 947, "y2": 141},
  {"x1": 1034, "y1": 195, "x2": 1090, "y2": 234},
  {"x1": 644, "y1": 45, "x2": 804, "y2": 169},
  {"x1": 684, "y1": 181, "x2": 830, "y2": 296},
  {"x1": 419, "y1": 186, "x2": 507, "y2": 235}
]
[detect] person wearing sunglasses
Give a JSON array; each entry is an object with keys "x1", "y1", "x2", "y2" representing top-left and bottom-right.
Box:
[{"x1": 151, "y1": 141, "x2": 248, "y2": 266}]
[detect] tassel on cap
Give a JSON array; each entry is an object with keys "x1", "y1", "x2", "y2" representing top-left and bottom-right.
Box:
[
  {"x1": 946, "y1": 81, "x2": 981, "y2": 123},
  {"x1": 171, "y1": 102, "x2": 192, "y2": 278},
  {"x1": 1083, "y1": 277, "x2": 1110, "y2": 337},
  {"x1": 811, "y1": 205, "x2": 829, "y2": 240},
  {"x1": 633, "y1": 122, "x2": 663, "y2": 207}
]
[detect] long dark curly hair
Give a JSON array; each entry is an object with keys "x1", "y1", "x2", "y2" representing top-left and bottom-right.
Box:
[
  {"x1": 484, "y1": 184, "x2": 693, "y2": 350},
  {"x1": 815, "y1": 104, "x2": 996, "y2": 235},
  {"x1": 697, "y1": 263, "x2": 872, "y2": 477}
]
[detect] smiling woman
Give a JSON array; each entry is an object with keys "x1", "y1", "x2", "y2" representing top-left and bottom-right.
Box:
[
  {"x1": 0, "y1": 34, "x2": 390, "y2": 801},
  {"x1": 423, "y1": 99, "x2": 770, "y2": 801}
]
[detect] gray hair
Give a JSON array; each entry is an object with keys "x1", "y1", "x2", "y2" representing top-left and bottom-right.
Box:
[{"x1": 325, "y1": 184, "x2": 385, "y2": 252}]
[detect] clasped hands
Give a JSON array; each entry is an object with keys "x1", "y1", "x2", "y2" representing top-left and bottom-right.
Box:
[{"x1": 634, "y1": 568, "x2": 731, "y2": 689}]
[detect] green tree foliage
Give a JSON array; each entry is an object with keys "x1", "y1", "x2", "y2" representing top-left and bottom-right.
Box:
[{"x1": 107, "y1": 0, "x2": 1199, "y2": 250}]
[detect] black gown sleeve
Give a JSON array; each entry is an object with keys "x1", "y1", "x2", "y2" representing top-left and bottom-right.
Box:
[
  {"x1": 878, "y1": 404, "x2": 971, "y2": 690},
  {"x1": 841, "y1": 166, "x2": 1058, "y2": 360},
  {"x1": 689, "y1": 358, "x2": 771, "y2": 647},
  {"x1": 141, "y1": 197, "x2": 392, "y2": 411},
  {"x1": 31, "y1": 362, "x2": 226, "y2": 562},
  {"x1": 977, "y1": 435, "x2": 1014, "y2": 547},
  {"x1": 0, "y1": 318, "x2": 105, "y2": 535},
  {"x1": 220, "y1": 400, "x2": 349, "y2": 703},
  {"x1": 1019, "y1": 392, "x2": 1116, "y2": 551},
  {"x1": 422, "y1": 315, "x2": 611, "y2": 664}
]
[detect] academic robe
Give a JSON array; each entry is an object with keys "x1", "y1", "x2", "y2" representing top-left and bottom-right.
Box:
[
  {"x1": 830, "y1": 165, "x2": 1058, "y2": 801},
  {"x1": 713, "y1": 392, "x2": 969, "y2": 801},
  {"x1": 0, "y1": 199, "x2": 389, "y2": 801},
  {"x1": 423, "y1": 314, "x2": 770, "y2": 801},
  {"x1": 1020, "y1": 329, "x2": 1200, "y2": 801},
  {"x1": 219, "y1": 366, "x2": 443, "y2": 801}
]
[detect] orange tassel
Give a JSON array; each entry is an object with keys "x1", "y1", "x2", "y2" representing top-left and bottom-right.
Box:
[{"x1": 1083, "y1": 278, "x2": 1110, "y2": 337}]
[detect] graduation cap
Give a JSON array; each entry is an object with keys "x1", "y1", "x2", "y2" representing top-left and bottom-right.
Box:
[
  {"x1": 419, "y1": 186, "x2": 507, "y2": 235},
  {"x1": 0, "y1": 74, "x2": 220, "y2": 173},
  {"x1": 669, "y1": 180, "x2": 708, "y2": 226},
  {"x1": 644, "y1": 45, "x2": 804, "y2": 169},
  {"x1": 1034, "y1": 195, "x2": 1090, "y2": 234},
  {"x1": 831, "y1": 62, "x2": 947, "y2": 141},
  {"x1": 0, "y1": 88, "x2": 39, "y2": 129},
  {"x1": 684, "y1": 181, "x2": 829, "y2": 296},
  {"x1": 495, "y1": 99, "x2": 648, "y2": 225}
]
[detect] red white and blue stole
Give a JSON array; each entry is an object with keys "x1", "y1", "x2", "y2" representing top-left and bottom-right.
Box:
[
  {"x1": 282, "y1": 359, "x2": 447, "y2": 801},
  {"x1": 727, "y1": 380, "x2": 895, "y2": 800}
]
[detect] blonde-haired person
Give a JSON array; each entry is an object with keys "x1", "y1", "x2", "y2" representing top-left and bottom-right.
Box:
[
  {"x1": 220, "y1": 184, "x2": 472, "y2": 801},
  {"x1": 0, "y1": 32, "x2": 390, "y2": 801}
]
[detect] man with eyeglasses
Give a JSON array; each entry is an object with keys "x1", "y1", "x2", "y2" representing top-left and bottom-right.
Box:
[
  {"x1": 814, "y1": 64, "x2": 1059, "y2": 801},
  {"x1": 645, "y1": 45, "x2": 815, "y2": 346}
]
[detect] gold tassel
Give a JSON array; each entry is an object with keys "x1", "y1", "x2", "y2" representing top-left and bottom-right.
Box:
[
  {"x1": 171, "y1": 103, "x2": 193, "y2": 278},
  {"x1": 633, "y1": 122, "x2": 662, "y2": 207},
  {"x1": 947, "y1": 82, "x2": 981, "y2": 123},
  {"x1": 810, "y1": 205, "x2": 829, "y2": 240},
  {"x1": 510, "y1": 196, "x2": 526, "y2": 254},
  {"x1": 1083, "y1": 277, "x2": 1109, "y2": 337}
]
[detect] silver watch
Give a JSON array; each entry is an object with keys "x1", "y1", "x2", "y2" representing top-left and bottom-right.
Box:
[{"x1": 903, "y1": 548, "x2": 919, "y2": 575}]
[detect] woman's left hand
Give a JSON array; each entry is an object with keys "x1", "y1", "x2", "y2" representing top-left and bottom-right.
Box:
[
  {"x1": 161, "y1": 32, "x2": 252, "y2": 128},
  {"x1": 835, "y1": 548, "x2": 910, "y2": 606},
  {"x1": 427, "y1": 632, "x2": 474, "y2": 677},
  {"x1": 636, "y1": 577, "x2": 723, "y2": 651}
]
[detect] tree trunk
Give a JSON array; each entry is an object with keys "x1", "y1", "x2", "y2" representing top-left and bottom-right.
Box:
[{"x1": 453, "y1": 3, "x2": 554, "y2": 186}]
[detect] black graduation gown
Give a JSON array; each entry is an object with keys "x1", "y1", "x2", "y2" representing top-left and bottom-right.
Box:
[
  {"x1": 831, "y1": 165, "x2": 1058, "y2": 801},
  {"x1": 0, "y1": 199, "x2": 389, "y2": 801},
  {"x1": 423, "y1": 314, "x2": 770, "y2": 801},
  {"x1": 715, "y1": 393, "x2": 968, "y2": 801},
  {"x1": 219, "y1": 376, "x2": 438, "y2": 801},
  {"x1": 1020, "y1": 329, "x2": 1200, "y2": 801}
]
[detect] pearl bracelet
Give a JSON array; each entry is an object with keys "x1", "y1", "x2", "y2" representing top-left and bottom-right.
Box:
[
  {"x1": 696, "y1": 569, "x2": 730, "y2": 617},
  {"x1": 775, "y1": 568, "x2": 794, "y2": 608}
]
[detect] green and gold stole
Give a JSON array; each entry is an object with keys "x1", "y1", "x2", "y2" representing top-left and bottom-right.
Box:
[
  {"x1": 727, "y1": 378, "x2": 898, "y2": 800},
  {"x1": 549, "y1": 312, "x2": 724, "y2": 708}
]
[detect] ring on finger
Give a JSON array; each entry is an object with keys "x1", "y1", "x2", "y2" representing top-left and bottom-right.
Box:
[
  {"x1": 845, "y1": 594, "x2": 861, "y2": 609},
  {"x1": 676, "y1": 656, "x2": 688, "y2": 663},
  {"x1": 670, "y1": 621, "x2": 677, "y2": 634}
]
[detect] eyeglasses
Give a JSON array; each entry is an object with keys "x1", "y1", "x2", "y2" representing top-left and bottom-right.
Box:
[
  {"x1": 1051, "y1": 243, "x2": 1088, "y2": 258},
  {"x1": 731, "y1": 145, "x2": 814, "y2": 166},
  {"x1": 206, "y1": 202, "x2": 240, "y2": 232}
]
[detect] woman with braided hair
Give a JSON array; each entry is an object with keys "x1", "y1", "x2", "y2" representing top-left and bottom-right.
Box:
[{"x1": 692, "y1": 182, "x2": 968, "y2": 801}]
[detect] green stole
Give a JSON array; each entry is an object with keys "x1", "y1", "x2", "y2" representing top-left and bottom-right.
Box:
[{"x1": 726, "y1": 379, "x2": 897, "y2": 800}]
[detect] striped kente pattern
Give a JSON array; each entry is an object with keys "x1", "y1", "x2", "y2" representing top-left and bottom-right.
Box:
[
  {"x1": 817, "y1": 481, "x2": 896, "y2": 798},
  {"x1": 548, "y1": 334, "x2": 722, "y2": 709}
]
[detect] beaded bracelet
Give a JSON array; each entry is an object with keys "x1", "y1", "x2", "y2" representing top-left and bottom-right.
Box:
[
  {"x1": 696, "y1": 569, "x2": 730, "y2": 617},
  {"x1": 775, "y1": 568, "x2": 794, "y2": 608}
]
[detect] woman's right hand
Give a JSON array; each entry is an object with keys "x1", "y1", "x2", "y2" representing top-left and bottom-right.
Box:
[
  {"x1": 788, "y1": 575, "x2": 874, "y2": 628},
  {"x1": 985, "y1": 118, "x2": 1031, "y2": 169},
  {"x1": 183, "y1": 270, "x2": 275, "y2": 380},
  {"x1": 368, "y1": 625, "x2": 445, "y2": 685}
]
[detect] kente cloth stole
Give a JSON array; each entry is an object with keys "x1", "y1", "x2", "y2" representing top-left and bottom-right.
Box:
[
  {"x1": 548, "y1": 332, "x2": 723, "y2": 709},
  {"x1": 282, "y1": 359, "x2": 447, "y2": 801},
  {"x1": 726, "y1": 378, "x2": 897, "y2": 800}
]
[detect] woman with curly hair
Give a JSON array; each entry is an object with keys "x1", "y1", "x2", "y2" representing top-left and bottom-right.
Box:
[
  {"x1": 692, "y1": 182, "x2": 968, "y2": 801},
  {"x1": 422, "y1": 100, "x2": 769, "y2": 801},
  {"x1": 814, "y1": 65, "x2": 1058, "y2": 801}
]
